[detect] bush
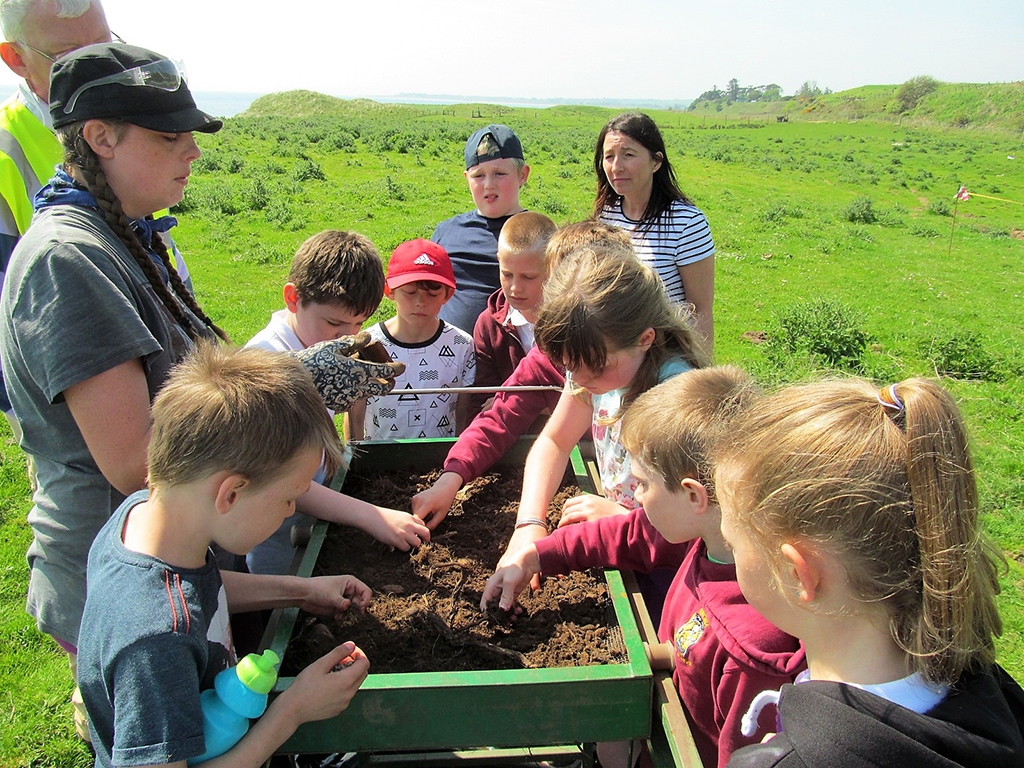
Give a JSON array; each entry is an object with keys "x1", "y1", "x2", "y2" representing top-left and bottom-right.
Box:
[
  {"x1": 233, "y1": 243, "x2": 290, "y2": 266},
  {"x1": 293, "y1": 158, "x2": 326, "y2": 182},
  {"x1": 226, "y1": 156, "x2": 245, "y2": 174},
  {"x1": 847, "y1": 225, "x2": 874, "y2": 242},
  {"x1": 384, "y1": 175, "x2": 405, "y2": 202},
  {"x1": 925, "y1": 331, "x2": 1000, "y2": 380},
  {"x1": 843, "y1": 196, "x2": 877, "y2": 224},
  {"x1": 192, "y1": 154, "x2": 221, "y2": 174},
  {"x1": 877, "y1": 208, "x2": 905, "y2": 227},
  {"x1": 894, "y1": 75, "x2": 939, "y2": 113},
  {"x1": 928, "y1": 198, "x2": 952, "y2": 217},
  {"x1": 245, "y1": 177, "x2": 270, "y2": 211},
  {"x1": 909, "y1": 222, "x2": 940, "y2": 238},
  {"x1": 766, "y1": 298, "x2": 870, "y2": 371}
]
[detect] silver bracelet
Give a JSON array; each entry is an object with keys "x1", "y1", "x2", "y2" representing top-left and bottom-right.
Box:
[{"x1": 515, "y1": 517, "x2": 548, "y2": 531}]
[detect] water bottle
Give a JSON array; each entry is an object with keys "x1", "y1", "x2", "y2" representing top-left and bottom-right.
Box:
[{"x1": 189, "y1": 649, "x2": 280, "y2": 764}]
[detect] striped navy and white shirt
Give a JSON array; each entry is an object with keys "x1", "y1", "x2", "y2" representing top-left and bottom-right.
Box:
[{"x1": 599, "y1": 199, "x2": 715, "y2": 306}]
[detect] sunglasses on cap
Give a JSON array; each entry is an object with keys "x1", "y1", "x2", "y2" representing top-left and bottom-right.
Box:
[{"x1": 62, "y1": 58, "x2": 187, "y2": 114}]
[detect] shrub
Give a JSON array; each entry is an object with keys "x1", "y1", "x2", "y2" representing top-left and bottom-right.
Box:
[
  {"x1": 847, "y1": 225, "x2": 874, "y2": 242},
  {"x1": 207, "y1": 184, "x2": 240, "y2": 215},
  {"x1": 909, "y1": 222, "x2": 940, "y2": 238},
  {"x1": 925, "y1": 331, "x2": 1000, "y2": 380},
  {"x1": 877, "y1": 208, "x2": 905, "y2": 227},
  {"x1": 245, "y1": 177, "x2": 270, "y2": 211},
  {"x1": 226, "y1": 156, "x2": 245, "y2": 174},
  {"x1": 385, "y1": 175, "x2": 405, "y2": 202},
  {"x1": 192, "y1": 154, "x2": 221, "y2": 174},
  {"x1": 233, "y1": 243, "x2": 290, "y2": 266},
  {"x1": 928, "y1": 198, "x2": 952, "y2": 217},
  {"x1": 293, "y1": 159, "x2": 326, "y2": 182},
  {"x1": 843, "y1": 196, "x2": 876, "y2": 223},
  {"x1": 894, "y1": 75, "x2": 939, "y2": 113},
  {"x1": 766, "y1": 298, "x2": 870, "y2": 371}
]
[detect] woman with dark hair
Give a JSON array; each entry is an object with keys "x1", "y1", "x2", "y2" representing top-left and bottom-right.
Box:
[{"x1": 593, "y1": 112, "x2": 715, "y2": 354}]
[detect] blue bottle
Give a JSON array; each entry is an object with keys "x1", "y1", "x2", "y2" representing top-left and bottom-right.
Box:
[{"x1": 189, "y1": 649, "x2": 280, "y2": 764}]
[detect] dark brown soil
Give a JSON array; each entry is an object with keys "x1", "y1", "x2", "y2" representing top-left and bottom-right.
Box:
[{"x1": 281, "y1": 468, "x2": 625, "y2": 676}]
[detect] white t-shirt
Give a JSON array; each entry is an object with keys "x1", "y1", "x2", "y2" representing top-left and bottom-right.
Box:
[
  {"x1": 599, "y1": 198, "x2": 714, "y2": 306},
  {"x1": 362, "y1": 320, "x2": 476, "y2": 440}
]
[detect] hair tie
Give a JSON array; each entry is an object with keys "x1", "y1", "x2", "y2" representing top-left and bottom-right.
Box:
[{"x1": 877, "y1": 383, "x2": 904, "y2": 412}]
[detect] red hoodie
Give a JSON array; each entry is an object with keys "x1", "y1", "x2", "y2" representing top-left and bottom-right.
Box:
[
  {"x1": 535, "y1": 509, "x2": 806, "y2": 768},
  {"x1": 470, "y1": 288, "x2": 528, "y2": 414},
  {"x1": 443, "y1": 345, "x2": 565, "y2": 483}
]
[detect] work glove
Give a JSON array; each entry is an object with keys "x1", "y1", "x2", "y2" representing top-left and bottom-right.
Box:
[{"x1": 297, "y1": 332, "x2": 405, "y2": 413}]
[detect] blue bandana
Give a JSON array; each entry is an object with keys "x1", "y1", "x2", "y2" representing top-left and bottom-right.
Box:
[{"x1": 35, "y1": 166, "x2": 179, "y2": 283}]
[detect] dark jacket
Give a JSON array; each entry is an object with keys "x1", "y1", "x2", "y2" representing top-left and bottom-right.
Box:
[{"x1": 727, "y1": 666, "x2": 1024, "y2": 768}]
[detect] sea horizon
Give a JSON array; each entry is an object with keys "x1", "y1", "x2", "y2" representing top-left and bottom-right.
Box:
[{"x1": 0, "y1": 87, "x2": 690, "y2": 118}]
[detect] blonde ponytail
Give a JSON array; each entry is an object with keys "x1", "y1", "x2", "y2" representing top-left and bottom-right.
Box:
[{"x1": 716, "y1": 377, "x2": 1003, "y2": 684}]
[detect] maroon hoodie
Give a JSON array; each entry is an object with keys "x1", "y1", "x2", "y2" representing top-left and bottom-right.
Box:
[
  {"x1": 443, "y1": 345, "x2": 565, "y2": 483},
  {"x1": 470, "y1": 288, "x2": 528, "y2": 414},
  {"x1": 535, "y1": 509, "x2": 806, "y2": 768}
]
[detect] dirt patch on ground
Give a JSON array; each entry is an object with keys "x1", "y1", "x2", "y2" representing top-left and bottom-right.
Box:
[
  {"x1": 281, "y1": 469, "x2": 625, "y2": 676},
  {"x1": 1011, "y1": 230, "x2": 1024, "y2": 240}
]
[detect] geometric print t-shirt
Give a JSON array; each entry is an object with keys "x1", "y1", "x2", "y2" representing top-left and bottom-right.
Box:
[{"x1": 363, "y1": 320, "x2": 476, "y2": 440}]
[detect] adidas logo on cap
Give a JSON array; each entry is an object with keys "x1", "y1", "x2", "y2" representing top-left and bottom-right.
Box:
[{"x1": 414, "y1": 254, "x2": 436, "y2": 266}]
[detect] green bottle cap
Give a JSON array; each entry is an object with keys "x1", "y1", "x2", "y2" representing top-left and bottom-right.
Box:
[{"x1": 235, "y1": 649, "x2": 280, "y2": 694}]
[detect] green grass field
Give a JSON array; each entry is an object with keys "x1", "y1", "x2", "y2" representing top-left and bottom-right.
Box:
[{"x1": 1, "y1": 92, "x2": 1022, "y2": 767}]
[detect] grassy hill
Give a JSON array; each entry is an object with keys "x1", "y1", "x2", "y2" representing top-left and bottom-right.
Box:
[
  {"x1": 688, "y1": 81, "x2": 1024, "y2": 133},
  {"x1": 252, "y1": 82, "x2": 1024, "y2": 134}
]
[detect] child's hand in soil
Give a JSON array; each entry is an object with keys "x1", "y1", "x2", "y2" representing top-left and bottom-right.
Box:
[
  {"x1": 482, "y1": 543, "x2": 542, "y2": 612},
  {"x1": 363, "y1": 503, "x2": 431, "y2": 550},
  {"x1": 411, "y1": 471, "x2": 463, "y2": 530},
  {"x1": 275, "y1": 642, "x2": 369, "y2": 727},
  {"x1": 297, "y1": 575, "x2": 372, "y2": 620},
  {"x1": 499, "y1": 523, "x2": 548, "y2": 591},
  {"x1": 558, "y1": 493, "x2": 629, "y2": 527}
]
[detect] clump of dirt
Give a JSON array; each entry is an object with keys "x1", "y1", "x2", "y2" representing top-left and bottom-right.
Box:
[{"x1": 282, "y1": 468, "x2": 626, "y2": 675}]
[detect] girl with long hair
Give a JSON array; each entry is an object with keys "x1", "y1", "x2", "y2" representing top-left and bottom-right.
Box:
[{"x1": 717, "y1": 379, "x2": 1024, "y2": 767}]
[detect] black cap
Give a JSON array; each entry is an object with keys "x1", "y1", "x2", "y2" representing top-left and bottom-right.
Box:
[
  {"x1": 49, "y1": 43, "x2": 222, "y2": 134},
  {"x1": 464, "y1": 124, "x2": 524, "y2": 169}
]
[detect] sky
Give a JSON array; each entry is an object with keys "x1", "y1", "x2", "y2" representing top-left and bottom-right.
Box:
[{"x1": 0, "y1": 0, "x2": 1021, "y2": 101}]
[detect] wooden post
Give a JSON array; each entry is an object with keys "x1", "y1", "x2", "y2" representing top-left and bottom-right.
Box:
[{"x1": 947, "y1": 196, "x2": 959, "y2": 258}]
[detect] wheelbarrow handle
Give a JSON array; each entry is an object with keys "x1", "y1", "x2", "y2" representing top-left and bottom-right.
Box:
[{"x1": 378, "y1": 385, "x2": 564, "y2": 396}]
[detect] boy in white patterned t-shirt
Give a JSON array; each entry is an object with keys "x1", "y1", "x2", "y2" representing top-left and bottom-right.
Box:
[{"x1": 347, "y1": 239, "x2": 475, "y2": 441}]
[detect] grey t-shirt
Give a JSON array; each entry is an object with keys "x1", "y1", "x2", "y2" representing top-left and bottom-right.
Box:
[
  {"x1": 79, "y1": 490, "x2": 235, "y2": 767},
  {"x1": 0, "y1": 204, "x2": 214, "y2": 645}
]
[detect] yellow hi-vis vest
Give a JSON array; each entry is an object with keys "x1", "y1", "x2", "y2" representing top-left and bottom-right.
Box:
[{"x1": 0, "y1": 92, "x2": 62, "y2": 241}]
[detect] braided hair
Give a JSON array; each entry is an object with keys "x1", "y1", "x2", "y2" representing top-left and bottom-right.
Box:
[{"x1": 57, "y1": 120, "x2": 229, "y2": 343}]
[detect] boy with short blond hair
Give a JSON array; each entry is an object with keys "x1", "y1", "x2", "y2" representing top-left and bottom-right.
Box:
[
  {"x1": 349, "y1": 239, "x2": 475, "y2": 441},
  {"x1": 246, "y1": 230, "x2": 429, "y2": 575},
  {"x1": 433, "y1": 124, "x2": 530, "y2": 335},
  {"x1": 77, "y1": 343, "x2": 371, "y2": 768},
  {"x1": 470, "y1": 211, "x2": 557, "y2": 414}
]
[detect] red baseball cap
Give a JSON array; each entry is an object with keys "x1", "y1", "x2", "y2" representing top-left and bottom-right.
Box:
[{"x1": 386, "y1": 239, "x2": 456, "y2": 291}]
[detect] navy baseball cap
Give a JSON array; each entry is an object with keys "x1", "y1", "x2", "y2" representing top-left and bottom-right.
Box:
[
  {"x1": 464, "y1": 124, "x2": 524, "y2": 169},
  {"x1": 50, "y1": 43, "x2": 222, "y2": 134}
]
